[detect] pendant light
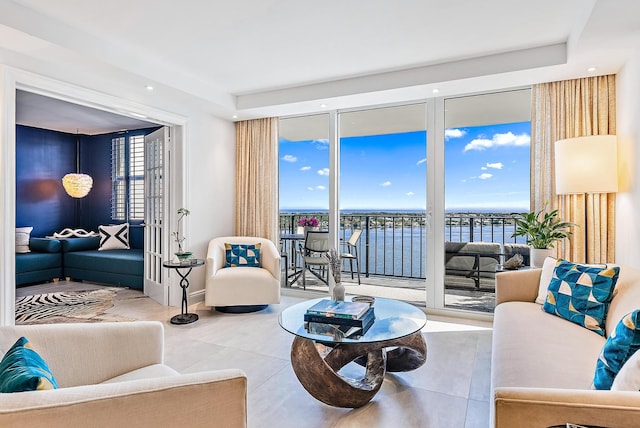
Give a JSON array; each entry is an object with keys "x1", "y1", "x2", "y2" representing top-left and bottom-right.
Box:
[{"x1": 62, "y1": 130, "x2": 93, "y2": 198}]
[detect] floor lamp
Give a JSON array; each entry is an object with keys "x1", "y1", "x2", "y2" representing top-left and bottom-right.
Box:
[{"x1": 554, "y1": 135, "x2": 618, "y2": 262}]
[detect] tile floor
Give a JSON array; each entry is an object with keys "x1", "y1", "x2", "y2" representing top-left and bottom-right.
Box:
[{"x1": 18, "y1": 282, "x2": 493, "y2": 428}]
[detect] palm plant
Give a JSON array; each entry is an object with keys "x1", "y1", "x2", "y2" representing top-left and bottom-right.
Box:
[{"x1": 512, "y1": 208, "x2": 575, "y2": 249}]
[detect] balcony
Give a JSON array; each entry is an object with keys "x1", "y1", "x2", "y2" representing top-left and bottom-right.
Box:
[{"x1": 280, "y1": 212, "x2": 528, "y2": 313}]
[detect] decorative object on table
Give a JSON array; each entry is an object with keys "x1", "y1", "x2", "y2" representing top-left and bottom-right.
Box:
[
  {"x1": 62, "y1": 130, "x2": 93, "y2": 198},
  {"x1": 297, "y1": 216, "x2": 319, "y2": 235},
  {"x1": 304, "y1": 305, "x2": 375, "y2": 329},
  {"x1": 172, "y1": 207, "x2": 191, "y2": 259},
  {"x1": 512, "y1": 206, "x2": 575, "y2": 268},
  {"x1": 502, "y1": 253, "x2": 524, "y2": 270},
  {"x1": 327, "y1": 248, "x2": 344, "y2": 300},
  {"x1": 351, "y1": 295, "x2": 375, "y2": 306},
  {"x1": 53, "y1": 228, "x2": 98, "y2": 238}
]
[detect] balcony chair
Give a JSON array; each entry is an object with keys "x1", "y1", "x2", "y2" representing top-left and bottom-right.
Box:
[
  {"x1": 300, "y1": 231, "x2": 330, "y2": 289},
  {"x1": 340, "y1": 229, "x2": 362, "y2": 285},
  {"x1": 205, "y1": 236, "x2": 281, "y2": 313}
]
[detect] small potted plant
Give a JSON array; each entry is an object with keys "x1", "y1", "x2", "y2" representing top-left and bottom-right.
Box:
[
  {"x1": 297, "y1": 216, "x2": 319, "y2": 235},
  {"x1": 172, "y1": 207, "x2": 191, "y2": 260},
  {"x1": 512, "y1": 207, "x2": 575, "y2": 267}
]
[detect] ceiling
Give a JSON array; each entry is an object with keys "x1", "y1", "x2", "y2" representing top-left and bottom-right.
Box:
[{"x1": 1, "y1": 0, "x2": 639, "y2": 131}]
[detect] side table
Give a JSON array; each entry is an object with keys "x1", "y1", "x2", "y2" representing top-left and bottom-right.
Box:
[{"x1": 162, "y1": 259, "x2": 204, "y2": 325}]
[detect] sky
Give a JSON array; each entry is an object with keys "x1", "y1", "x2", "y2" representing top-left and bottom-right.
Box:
[{"x1": 279, "y1": 121, "x2": 530, "y2": 212}]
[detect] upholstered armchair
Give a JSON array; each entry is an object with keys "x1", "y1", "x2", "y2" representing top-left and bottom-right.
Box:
[
  {"x1": 205, "y1": 236, "x2": 281, "y2": 312},
  {"x1": 0, "y1": 321, "x2": 247, "y2": 427}
]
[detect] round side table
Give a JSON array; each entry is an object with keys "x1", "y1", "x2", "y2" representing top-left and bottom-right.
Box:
[{"x1": 162, "y1": 259, "x2": 205, "y2": 325}]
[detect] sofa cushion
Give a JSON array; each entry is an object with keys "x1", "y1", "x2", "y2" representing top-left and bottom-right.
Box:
[
  {"x1": 15, "y1": 227, "x2": 33, "y2": 253},
  {"x1": 0, "y1": 337, "x2": 58, "y2": 393},
  {"x1": 224, "y1": 243, "x2": 261, "y2": 267},
  {"x1": 100, "y1": 363, "x2": 179, "y2": 384},
  {"x1": 99, "y1": 223, "x2": 130, "y2": 251},
  {"x1": 542, "y1": 260, "x2": 619, "y2": 336},
  {"x1": 64, "y1": 249, "x2": 143, "y2": 276},
  {"x1": 611, "y1": 349, "x2": 640, "y2": 391},
  {"x1": 61, "y1": 236, "x2": 100, "y2": 252},
  {"x1": 15, "y1": 252, "x2": 61, "y2": 273},
  {"x1": 493, "y1": 301, "x2": 605, "y2": 390},
  {"x1": 535, "y1": 256, "x2": 557, "y2": 304},
  {"x1": 594, "y1": 310, "x2": 640, "y2": 390},
  {"x1": 29, "y1": 238, "x2": 61, "y2": 253}
]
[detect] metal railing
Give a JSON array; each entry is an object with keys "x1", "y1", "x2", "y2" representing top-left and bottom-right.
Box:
[{"x1": 280, "y1": 212, "x2": 526, "y2": 279}]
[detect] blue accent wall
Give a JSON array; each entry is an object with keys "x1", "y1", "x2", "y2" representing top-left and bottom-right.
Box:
[{"x1": 16, "y1": 125, "x2": 160, "y2": 248}]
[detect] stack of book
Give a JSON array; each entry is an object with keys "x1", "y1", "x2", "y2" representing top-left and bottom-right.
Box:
[{"x1": 304, "y1": 299, "x2": 375, "y2": 338}]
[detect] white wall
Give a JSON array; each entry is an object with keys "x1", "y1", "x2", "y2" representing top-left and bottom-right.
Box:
[{"x1": 615, "y1": 47, "x2": 640, "y2": 267}]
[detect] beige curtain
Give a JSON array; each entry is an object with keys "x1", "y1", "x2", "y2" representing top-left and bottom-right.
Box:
[
  {"x1": 531, "y1": 75, "x2": 616, "y2": 263},
  {"x1": 234, "y1": 117, "x2": 279, "y2": 243}
]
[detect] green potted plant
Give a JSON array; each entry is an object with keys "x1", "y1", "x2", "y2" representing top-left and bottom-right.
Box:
[{"x1": 512, "y1": 208, "x2": 575, "y2": 267}]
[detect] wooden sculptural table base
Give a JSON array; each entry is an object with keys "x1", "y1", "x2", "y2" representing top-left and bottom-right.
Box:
[{"x1": 290, "y1": 330, "x2": 427, "y2": 408}]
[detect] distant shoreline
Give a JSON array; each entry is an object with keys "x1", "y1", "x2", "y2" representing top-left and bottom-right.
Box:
[{"x1": 280, "y1": 208, "x2": 527, "y2": 214}]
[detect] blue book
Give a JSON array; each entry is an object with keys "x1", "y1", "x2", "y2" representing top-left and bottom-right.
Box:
[
  {"x1": 304, "y1": 307, "x2": 375, "y2": 328},
  {"x1": 306, "y1": 299, "x2": 370, "y2": 320}
]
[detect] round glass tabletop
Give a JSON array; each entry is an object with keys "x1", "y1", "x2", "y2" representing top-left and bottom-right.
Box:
[{"x1": 279, "y1": 297, "x2": 426, "y2": 345}]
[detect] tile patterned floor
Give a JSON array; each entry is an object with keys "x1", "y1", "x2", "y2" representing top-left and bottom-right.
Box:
[{"x1": 17, "y1": 281, "x2": 493, "y2": 428}]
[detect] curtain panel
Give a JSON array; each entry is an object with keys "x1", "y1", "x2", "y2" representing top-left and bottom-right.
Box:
[
  {"x1": 234, "y1": 117, "x2": 279, "y2": 243},
  {"x1": 531, "y1": 75, "x2": 616, "y2": 263}
]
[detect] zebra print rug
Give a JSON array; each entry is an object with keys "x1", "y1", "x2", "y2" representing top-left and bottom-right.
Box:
[{"x1": 15, "y1": 288, "x2": 135, "y2": 324}]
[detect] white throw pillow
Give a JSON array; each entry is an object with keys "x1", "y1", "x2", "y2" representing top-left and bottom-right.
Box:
[
  {"x1": 534, "y1": 256, "x2": 557, "y2": 304},
  {"x1": 15, "y1": 227, "x2": 33, "y2": 253},
  {"x1": 98, "y1": 223, "x2": 130, "y2": 251},
  {"x1": 612, "y1": 349, "x2": 640, "y2": 391}
]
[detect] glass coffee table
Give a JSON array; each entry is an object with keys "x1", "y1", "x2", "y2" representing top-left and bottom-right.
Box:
[{"x1": 279, "y1": 296, "x2": 427, "y2": 408}]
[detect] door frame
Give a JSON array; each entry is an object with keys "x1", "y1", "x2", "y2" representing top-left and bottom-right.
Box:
[{"x1": 0, "y1": 65, "x2": 189, "y2": 325}]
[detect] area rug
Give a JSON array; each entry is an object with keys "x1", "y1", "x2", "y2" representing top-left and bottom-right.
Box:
[{"x1": 15, "y1": 288, "x2": 136, "y2": 325}]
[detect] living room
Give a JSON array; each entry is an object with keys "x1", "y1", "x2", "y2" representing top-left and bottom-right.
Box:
[{"x1": 1, "y1": 1, "x2": 640, "y2": 427}]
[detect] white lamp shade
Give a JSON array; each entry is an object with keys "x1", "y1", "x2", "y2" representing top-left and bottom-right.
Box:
[
  {"x1": 554, "y1": 135, "x2": 618, "y2": 194},
  {"x1": 62, "y1": 173, "x2": 93, "y2": 198}
]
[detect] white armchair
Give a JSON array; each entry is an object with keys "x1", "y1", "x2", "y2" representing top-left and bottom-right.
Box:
[
  {"x1": 205, "y1": 236, "x2": 281, "y2": 313},
  {"x1": 0, "y1": 321, "x2": 247, "y2": 427}
]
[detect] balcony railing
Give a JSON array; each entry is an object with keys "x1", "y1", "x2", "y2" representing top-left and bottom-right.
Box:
[{"x1": 280, "y1": 212, "x2": 526, "y2": 279}]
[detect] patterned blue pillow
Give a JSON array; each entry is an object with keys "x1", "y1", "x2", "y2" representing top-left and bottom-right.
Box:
[
  {"x1": 0, "y1": 337, "x2": 58, "y2": 393},
  {"x1": 224, "y1": 243, "x2": 261, "y2": 267},
  {"x1": 594, "y1": 310, "x2": 640, "y2": 390},
  {"x1": 542, "y1": 259, "x2": 619, "y2": 336}
]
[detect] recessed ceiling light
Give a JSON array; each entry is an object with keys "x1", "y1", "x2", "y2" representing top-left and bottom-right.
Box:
[
  {"x1": 587, "y1": 67, "x2": 597, "y2": 72},
  {"x1": 320, "y1": 103, "x2": 327, "y2": 108},
  {"x1": 432, "y1": 88, "x2": 440, "y2": 93},
  {"x1": 145, "y1": 85, "x2": 154, "y2": 91},
  {"x1": 232, "y1": 115, "x2": 238, "y2": 119}
]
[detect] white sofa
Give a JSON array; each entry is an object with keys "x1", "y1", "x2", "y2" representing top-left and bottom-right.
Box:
[
  {"x1": 0, "y1": 321, "x2": 247, "y2": 427},
  {"x1": 205, "y1": 236, "x2": 281, "y2": 311},
  {"x1": 491, "y1": 263, "x2": 640, "y2": 428}
]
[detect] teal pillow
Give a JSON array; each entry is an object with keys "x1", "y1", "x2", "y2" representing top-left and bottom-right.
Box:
[
  {"x1": 0, "y1": 337, "x2": 58, "y2": 393},
  {"x1": 594, "y1": 310, "x2": 640, "y2": 390},
  {"x1": 224, "y1": 243, "x2": 261, "y2": 267},
  {"x1": 542, "y1": 259, "x2": 619, "y2": 336}
]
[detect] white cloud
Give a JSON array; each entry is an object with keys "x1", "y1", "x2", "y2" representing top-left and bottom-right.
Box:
[
  {"x1": 480, "y1": 166, "x2": 487, "y2": 170},
  {"x1": 406, "y1": 191, "x2": 415, "y2": 197},
  {"x1": 478, "y1": 173, "x2": 493, "y2": 180},
  {"x1": 306, "y1": 187, "x2": 314, "y2": 191},
  {"x1": 317, "y1": 168, "x2": 330, "y2": 176},
  {"x1": 416, "y1": 158, "x2": 427, "y2": 166},
  {"x1": 380, "y1": 181, "x2": 392, "y2": 187},
  {"x1": 282, "y1": 155, "x2": 297, "y2": 162},
  {"x1": 299, "y1": 166, "x2": 311, "y2": 171},
  {"x1": 312, "y1": 139, "x2": 329, "y2": 150},
  {"x1": 316, "y1": 185, "x2": 326, "y2": 190},
  {"x1": 445, "y1": 129, "x2": 466, "y2": 139},
  {"x1": 486, "y1": 162, "x2": 504, "y2": 169},
  {"x1": 464, "y1": 132, "x2": 530, "y2": 152}
]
